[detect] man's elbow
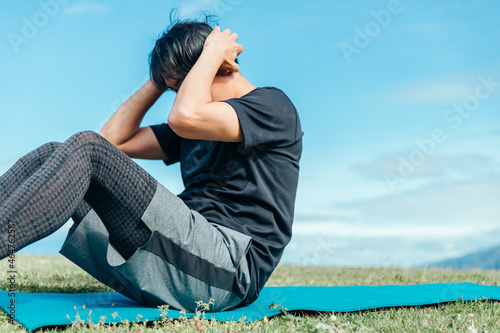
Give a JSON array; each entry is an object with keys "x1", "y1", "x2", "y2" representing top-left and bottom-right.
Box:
[
  {"x1": 168, "y1": 107, "x2": 198, "y2": 139},
  {"x1": 98, "y1": 129, "x2": 122, "y2": 147}
]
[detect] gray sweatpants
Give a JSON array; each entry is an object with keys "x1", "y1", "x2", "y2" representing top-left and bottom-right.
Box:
[{"x1": 60, "y1": 177, "x2": 253, "y2": 312}]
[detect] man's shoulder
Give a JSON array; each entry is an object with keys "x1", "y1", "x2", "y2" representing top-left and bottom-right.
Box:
[
  {"x1": 245, "y1": 86, "x2": 289, "y2": 99},
  {"x1": 232, "y1": 86, "x2": 296, "y2": 112}
]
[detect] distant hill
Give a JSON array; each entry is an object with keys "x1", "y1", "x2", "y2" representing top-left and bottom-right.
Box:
[{"x1": 430, "y1": 245, "x2": 500, "y2": 270}]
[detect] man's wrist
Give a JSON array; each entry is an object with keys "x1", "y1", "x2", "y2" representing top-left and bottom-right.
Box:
[
  {"x1": 199, "y1": 46, "x2": 225, "y2": 71},
  {"x1": 147, "y1": 77, "x2": 167, "y2": 94}
]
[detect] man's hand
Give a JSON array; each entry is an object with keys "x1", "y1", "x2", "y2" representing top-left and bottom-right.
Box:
[
  {"x1": 99, "y1": 78, "x2": 167, "y2": 159},
  {"x1": 203, "y1": 26, "x2": 244, "y2": 73}
]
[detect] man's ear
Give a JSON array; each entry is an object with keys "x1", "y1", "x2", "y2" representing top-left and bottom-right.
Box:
[{"x1": 216, "y1": 69, "x2": 233, "y2": 76}]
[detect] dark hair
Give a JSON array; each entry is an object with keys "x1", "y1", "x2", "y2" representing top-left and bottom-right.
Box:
[{"x1": 149, "y1": 12, "x2": 215, "y2": 90}]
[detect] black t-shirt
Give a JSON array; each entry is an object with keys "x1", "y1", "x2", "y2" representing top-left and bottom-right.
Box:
[{"x1": 150, "y1": 86, "x2": 303, "y2": 305}]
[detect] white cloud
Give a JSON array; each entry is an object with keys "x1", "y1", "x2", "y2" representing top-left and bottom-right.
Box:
[
  {"x1": 352, "y1": 152, "x2": 497, "y2": 181},
  {"x1": 282, "y1": 230, "x2": 500, "y2": 267},
  {"x1": 177, "y1": 0, "x2": 244, "y2": 18},
  {"x1": 346, "y1": 177, "x2": 500, "y2": 227},
  {"x1": 289, "y1": 176, "x2": 500, "y2": 266},
  {"x1": 294, "y1": 207, "x2": 359, "y2": 222},
  {"x1": 405, "y1": 19, "x2": 465, "y2": 37},
  {"x1": 292, "y1": 221, "x2": 488, "y2": 239},
  {"x1": 64, "y1": 1, "x2": 111, "y2": 16},
  {"x1": 386, "y1": 80, "x2": 473, "y2": 105}
]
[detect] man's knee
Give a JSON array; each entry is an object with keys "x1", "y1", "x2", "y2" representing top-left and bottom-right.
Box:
[
  {"x1": 36, "y1": 141, "x2": 62, "y2": 161},
  {"x1": 41, "y1": 141, "x2": 62, "y2": 153},
  {"x1": 66, "y1": 130, "x2": 106, "y2": 147}
]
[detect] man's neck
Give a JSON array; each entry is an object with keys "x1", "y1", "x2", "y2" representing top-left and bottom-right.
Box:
[
  {"x1": 212, "y1": 72, "x2": 256, "y2": 101},
  {"x1": 234, "y1": 73, "x2": 256, "y2": 98}
]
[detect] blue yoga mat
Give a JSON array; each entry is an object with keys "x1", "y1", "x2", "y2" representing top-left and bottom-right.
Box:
[{"x1": 1, "y1": 283, "x2": 500, "y2": 331}]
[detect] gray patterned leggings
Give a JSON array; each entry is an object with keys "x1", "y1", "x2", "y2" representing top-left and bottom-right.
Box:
[{"x1": 0, "y1": 131, "x2": 155, "y2": 260}]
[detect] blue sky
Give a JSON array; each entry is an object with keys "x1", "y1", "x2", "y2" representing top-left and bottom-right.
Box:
[{"x1": 1, "y1": 0, "x2": 499, "y2": 267}]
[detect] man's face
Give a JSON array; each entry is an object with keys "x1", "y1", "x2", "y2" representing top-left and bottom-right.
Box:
[
  {"x1": 165, "y1": 78, "x2": 182, "y2": 93},
  {"x1": 164, "y1": 71, "x2": 234, "y2": 102}
]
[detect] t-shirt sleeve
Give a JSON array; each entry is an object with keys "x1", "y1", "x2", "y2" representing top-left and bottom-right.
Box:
[
  {"x1": 223, "y1": 87, "x2": 303, "y2": 150},
  {"x1": 149, "y1": 123, "x2": 182, "y2": 165}
]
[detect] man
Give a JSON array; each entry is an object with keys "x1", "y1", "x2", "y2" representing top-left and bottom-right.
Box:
[
  {"x1": 2, "y1": 15, "x2": 304, "y2": 311},
  {"x1": 96, "y1": 18, "x2": 302, "y2": 305}
]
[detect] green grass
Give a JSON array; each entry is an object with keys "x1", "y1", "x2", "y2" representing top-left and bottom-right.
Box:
[{"x1": 1, "y1": 254, "x2": 499, "y2": 332}]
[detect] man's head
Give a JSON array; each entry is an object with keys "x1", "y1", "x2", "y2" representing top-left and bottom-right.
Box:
[{"x1": 149, "y1": 18, "x2": 216, "y2": 91}]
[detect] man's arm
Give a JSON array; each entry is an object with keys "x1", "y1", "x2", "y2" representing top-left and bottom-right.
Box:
[
  {"x1": 99, "y1": 78, "x2": 168, "y2": 159},
  {"x1": 168, "y1": 26, "x2": 245, "y2": 142}
]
